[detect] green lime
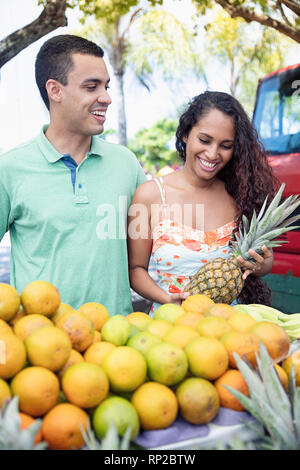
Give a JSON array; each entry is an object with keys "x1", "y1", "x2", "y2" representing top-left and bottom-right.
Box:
[
  {"x1": 92, "y1": 396, "x2": 140, "y2": 440},
  {"x1": 101, "y1": 315, "x2": 130, "y2": 346}
]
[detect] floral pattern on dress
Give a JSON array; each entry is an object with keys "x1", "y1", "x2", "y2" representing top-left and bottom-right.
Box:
[{"x1": 150, "y1": 219, "x2": 236, "y2": 316}]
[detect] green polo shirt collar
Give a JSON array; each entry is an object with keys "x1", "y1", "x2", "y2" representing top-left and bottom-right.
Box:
[{"x1": 37, "y1": 125, "x2": 103, "y2": 163}]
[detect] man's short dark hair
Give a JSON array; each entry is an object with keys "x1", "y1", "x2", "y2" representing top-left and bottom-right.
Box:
[{"x1": 35, "y1": 34, "x2": 104, "y2": 110}]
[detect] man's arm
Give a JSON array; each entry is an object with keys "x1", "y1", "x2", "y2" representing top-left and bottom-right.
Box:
[{"x1": 0, "y1": 180, "x2": 11, "y2": 241}]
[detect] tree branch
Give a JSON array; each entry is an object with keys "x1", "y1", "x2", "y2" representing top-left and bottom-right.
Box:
[
  {"x1": 280, "y1": 0, "x2": 300, "y2": 17},
  {"x1": 0, "y1": 0, "x2": 68, "y2": 69},
  {"x1": 216, "y1": 0, "x2": 300, "y2": 43}
]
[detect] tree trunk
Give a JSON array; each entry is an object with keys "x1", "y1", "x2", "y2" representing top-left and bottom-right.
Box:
[
  {"x1": 0, "y1": 0, "x2": 68, "y2": 69},
  {"x1": 114, "y1": 70, "x2": 127, "y2": 147}
]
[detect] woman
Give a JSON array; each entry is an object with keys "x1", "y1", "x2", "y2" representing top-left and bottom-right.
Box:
[{"x1": 128, "y1": 91, "x2": 277, "y2": 314}]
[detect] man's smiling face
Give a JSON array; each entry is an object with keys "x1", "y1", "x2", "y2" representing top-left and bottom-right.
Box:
[{"x1": 58, "y1": 53, "x2": 112, "y2": 137}]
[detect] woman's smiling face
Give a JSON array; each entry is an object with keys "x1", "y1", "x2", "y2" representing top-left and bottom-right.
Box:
[{"x1": 183, "y1": 108, "x2": 235, "y2": 180}]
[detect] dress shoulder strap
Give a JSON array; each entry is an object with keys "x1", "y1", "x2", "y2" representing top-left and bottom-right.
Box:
[{"x1": 153, "y1": 177, "x2": 167, "y2": 206}]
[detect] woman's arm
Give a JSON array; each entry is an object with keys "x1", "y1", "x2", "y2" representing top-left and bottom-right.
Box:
[{"x1": 128, "y1": 183, "x2": 189, "y2": 306}]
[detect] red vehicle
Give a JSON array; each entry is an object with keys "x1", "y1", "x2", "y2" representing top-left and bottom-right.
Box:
[{"x1": 252, "y1": 63, "x2": 300, "y2": 312}]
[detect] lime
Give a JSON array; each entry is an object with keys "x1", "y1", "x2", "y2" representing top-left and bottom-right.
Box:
[
  {"x1": 127, "y1": 331, "x2": 161, "y2": 356},
  {"x1": 101, "y1": 315, "x2": 130, "y2": 346},
  {"x1": 92, "y1": 396, "x2": 140, "y2": 440},
  {"x1": 154, "y1": 304, "x2": 185, "y2": 324}
]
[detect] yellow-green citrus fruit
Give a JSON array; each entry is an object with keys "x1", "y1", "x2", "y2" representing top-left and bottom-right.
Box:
[{"x1": 101, "y1": 315, "x2": 130, "y2": 346}]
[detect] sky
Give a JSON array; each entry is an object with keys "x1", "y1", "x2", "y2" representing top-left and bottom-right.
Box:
[{"x1": 0, "y1": 0, "x2": 299, "y2": 154}]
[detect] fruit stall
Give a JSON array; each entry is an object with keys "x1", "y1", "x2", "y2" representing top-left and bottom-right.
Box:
[{"x1": 1, "y1": 280, "x2": 300, "y2": 451}]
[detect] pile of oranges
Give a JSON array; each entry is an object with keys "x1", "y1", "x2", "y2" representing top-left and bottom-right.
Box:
[{"x1": 0, "y1": 283, "x2": 297, "y2": 450}]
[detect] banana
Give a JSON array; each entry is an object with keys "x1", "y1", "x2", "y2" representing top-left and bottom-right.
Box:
[
  {"x1": 280, "y1": 318, "x2": 300, "y2": 330},
  {"x1": 280, "y1": 313, "x2": 300, "y2": 323},
  {"x1": 233, "y1": 304, "x2": 264, "y2": 322},
  {"x1": 246, "y1": 305, "x2": 281, "y2": 323}
]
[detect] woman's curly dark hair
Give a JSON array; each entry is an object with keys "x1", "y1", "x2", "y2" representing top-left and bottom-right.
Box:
[{"x1": 175, "y1": 91, "x2": 280, "y2": 305}]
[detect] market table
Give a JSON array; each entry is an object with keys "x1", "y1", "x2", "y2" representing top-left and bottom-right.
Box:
[{"x1": 134, "y1": 408, "x2": 259, "y2": 450}]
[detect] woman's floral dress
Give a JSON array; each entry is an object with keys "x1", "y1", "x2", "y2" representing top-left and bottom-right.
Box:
[{"x1": 150, "y1": 177, "x2": 236, "y2": 316}]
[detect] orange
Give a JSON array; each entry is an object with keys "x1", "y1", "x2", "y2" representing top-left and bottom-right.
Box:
[
  {"x1": 0, "y1": 283, "x2": 21, "y2": 322},
  {"x1": 51, "y1": 303, "x2": 76, "y2": 325},
  {"x1": 145, "y1": 342, "x2": 188, "y2": 386},
  {"x1": 181, "y1": 294, "x2": 215, "y2": 314},
  {"x1": 0, "y1": 319, "x2": 13, "y2": 336},
  {"x1": 62, "y1": 362, "x2": 109, "y2": 408},
  {"x1": 127, "y1": 331, "x2": 161, "y2": 356},
  {"x1": 185, "y1": 336, "x2": 228, "y2": 381},
  {"x1": 175, "y1": 311, "x2": 204, "y2": 329},
  {"x1": 56, "y1": 311, "x2": 95, "y2": 352},
  {"x1": 126, "y1": 312, "x2": 153, "y2": 331},
  {"x1": 102, "y1": 346, "x2": 147, "y2": 393},
  {"x1": 9, "y1": 308, "x2": 25, "y2": 327},
  {"x1": 163, "y1": 325, "x2": 199, "y2": 349},
  {"x1": 204, "y1": 303, "x2": 236, "y2": 320},
  {"x1": 146, "y1": 319, "x2": 173, "y2": 339},
  {"x1": 21, "y1": 280, "x2": 60, "y2": 317},
  {"x1": 214, "y1": 369, "x2": 250, "y2": 411},
  {"x1": 154, "y1": 304, "x2": 185, "y2": 324},
  {"x1": 78, "y1": 302, "x2": 110, "y2": 332},
  {"x1": 83, "y1": 341, "x2": 116, "y2": 366},
  {"x1": 196, "y1": 316, "x2": 232, "y2": 339},
  {"x1": 19, "y1": 412, "x2": 43, "y2": 444},
  {"x1": 176, "y1": 377, "x2": 220, "y2": 424},
  {"x1": 101, "y1": 315, "x2": 130, "y2": 346},
  {"x1": 56, "y1": 349, "x2": 84, "y2": 382},
  {"x1": 0, "y1": 332, "x2": 27, "y2": 379},
  {"x1": 13, "y1": 314, "x2": 53, "y2": 341},
  {"x1": 0, "y1": 378, "x2": 11, "y2": 407},
  {"x1": 250, "y1": 321, "x2": 290, "y2": 362},
  {"x1": 42, "y1": 403, "x2": 89, "y2": 450},
  {"x1": 283, "y1": 351, "x2": 300, "y2": 387},
  {"x1": 25, "y1": 326, "x2": 72, "y2": 372},
  {"x1": 131, "y1": 382, "x2": 178, "y2": 430},
  {"x1": 91, "y1": 330, "x2": 101, "y2": 344},
  {"x1": 11, "y1": 366, "x2": 60, "y2": 416},
  {"x1": 221, "y1": 331, "x2": 260, "y2": 368},
  {"x1": 227, "y1": 312, "x2": 257, "y2": 333},
  {"x1": 274, "y1": 364, "x2": 289, "y2": 392}
]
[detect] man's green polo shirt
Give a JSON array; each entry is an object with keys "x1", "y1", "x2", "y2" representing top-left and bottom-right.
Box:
[{"x1": 0, "y1": 126, "x2": 147, "y2": 316}]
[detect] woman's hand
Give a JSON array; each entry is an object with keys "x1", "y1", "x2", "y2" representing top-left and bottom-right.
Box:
[
  {"x1": 168, "y1": 292, "x2": 190, "y2": 306},
  {"x1": 236, "y1": 245, "x2": 274, "y2": 280}
]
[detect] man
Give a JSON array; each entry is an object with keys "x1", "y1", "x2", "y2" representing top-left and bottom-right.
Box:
[{"x1": 0, "y1": 35, "x2": 146, "y2": 316}]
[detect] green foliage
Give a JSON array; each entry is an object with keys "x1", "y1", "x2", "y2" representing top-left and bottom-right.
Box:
[
  {"x1": 128, "y1": 118, "x2": 180, "y2": 172},
  {"x1": 128, "y1": 10, "x2": 202, "y2": 87},
  {"x1": 204, "y1": 7, "x2": 295, "y2": 113}
]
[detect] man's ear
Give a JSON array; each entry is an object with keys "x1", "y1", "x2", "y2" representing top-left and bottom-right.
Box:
[{"x1": 45, "y1": 79, "x2": 63, "y2": 104}]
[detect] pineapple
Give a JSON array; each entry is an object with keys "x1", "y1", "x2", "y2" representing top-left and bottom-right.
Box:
[
  {"x1": 218, "y1": 341, "x2": 300, "y2": 450},
  {"x1": 0, "y1": 397, "x2": 47, "y2": 450},
  {"x1": 81, "y1": 422, "x2": 132, "y2": 450},
  {"x1": 184, "y1": 183, "x2": 300, "y2": 304}
]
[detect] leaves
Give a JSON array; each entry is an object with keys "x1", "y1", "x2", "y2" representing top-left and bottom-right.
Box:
[
  {"x1": 223, "y1": 343, "x2": 300, "y2": 450},
  {"x1": 0, "y1": 397, "x2": 47, "y2": 450},
  {"x1": 128, "y1": 118, "x2": 180, "y2": 172}
]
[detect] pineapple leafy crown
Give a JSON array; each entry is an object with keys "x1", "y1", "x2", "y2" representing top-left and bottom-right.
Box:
[{"x1": 230, "y1": 183, "x2": 300, "y2": 261}]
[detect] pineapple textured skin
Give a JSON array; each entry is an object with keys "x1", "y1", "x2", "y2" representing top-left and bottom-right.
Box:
[{"x1": 184, "y1": 257, "x2": 243, "y2": 304}]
